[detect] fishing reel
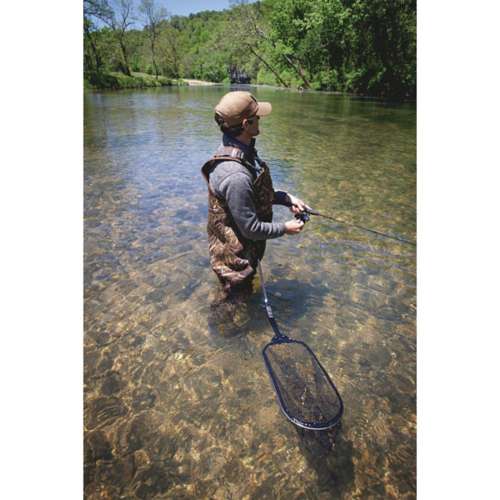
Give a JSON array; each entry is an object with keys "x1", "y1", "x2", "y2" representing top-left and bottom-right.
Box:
[{"x1": 295, "y1": 211, "x2": 310, "y2": 223}]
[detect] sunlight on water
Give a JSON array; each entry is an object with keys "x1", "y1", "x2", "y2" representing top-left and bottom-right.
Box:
[{"x1": 85, "y1": 86, "x2": 416, "y2": 499}]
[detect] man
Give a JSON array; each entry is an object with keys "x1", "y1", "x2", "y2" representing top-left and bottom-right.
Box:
[{"x1": 202, "y1": 90, "x2": 308, "y2": 294}]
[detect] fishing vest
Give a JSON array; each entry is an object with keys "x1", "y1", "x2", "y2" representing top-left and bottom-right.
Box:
[{"x1": 201, "y1": 144, "x2": 275, "y2": 289}]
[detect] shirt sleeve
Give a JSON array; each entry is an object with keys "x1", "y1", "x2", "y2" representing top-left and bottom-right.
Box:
[{"x1": 218, "y1": 172, "x2": 286, "y2": 241}]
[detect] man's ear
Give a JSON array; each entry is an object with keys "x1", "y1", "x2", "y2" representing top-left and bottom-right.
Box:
[{"x1": 241, "y1": 118, "x2": 249, "y2": 130}]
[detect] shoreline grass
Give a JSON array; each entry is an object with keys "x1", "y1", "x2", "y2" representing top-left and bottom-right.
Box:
[{"x1": 84, "y1": 71, "x2": 188, "y2": 90}]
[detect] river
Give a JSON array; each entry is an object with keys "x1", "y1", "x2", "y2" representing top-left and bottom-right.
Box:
[{"x1": 84, "y1": 85, "x2": 416, "y2": 499}]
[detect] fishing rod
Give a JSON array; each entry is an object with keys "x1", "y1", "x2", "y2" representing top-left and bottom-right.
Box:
[{"x1": 287, "y1": 201, "x2": 416, "y2": 246}]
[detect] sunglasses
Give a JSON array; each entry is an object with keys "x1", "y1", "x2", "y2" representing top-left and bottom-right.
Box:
[{"x1": 247, "y1": 115, "x2": 260, "y2": 124}]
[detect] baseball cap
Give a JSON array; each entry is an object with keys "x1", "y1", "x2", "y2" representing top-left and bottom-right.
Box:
[{"x1": 214, "y1": 91, "x2": 272, "y2": 127}]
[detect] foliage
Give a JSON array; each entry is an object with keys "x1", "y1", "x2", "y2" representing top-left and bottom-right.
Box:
[
  {"x1": 85, "y1": 70, "x2": 182, "y2": 89},
  {"x1": 139, "y1": 0, "x2": 168, "y2": 77},
  {"x1": 84, "y1": 0, "x2": 416, "y2": 100}
]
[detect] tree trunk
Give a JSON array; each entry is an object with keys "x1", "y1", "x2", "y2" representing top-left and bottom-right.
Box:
[
  {"x1": 151, "y1": 37, "x2": 159, "y2": 79},
  {"x1": 248, "y1": 45, "x2": 289, "y2": 88},
  {"x1": 172, "y1": 47, "x2": 179, "y2": 78},
  {"x1": 278, "y1": 53, "x2": 310, "y2": 89},
  {"x1": 118, "y1": 36, "x2": 131, "y2": 76},
  {"x1": 165, "y1": 29, "x2": 181, "y2": 78},
  {"x1": 249, "y1": 18, "x2": 311, "y2": 89}
]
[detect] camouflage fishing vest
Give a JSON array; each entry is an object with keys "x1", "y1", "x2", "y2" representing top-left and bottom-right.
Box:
[{"x1": 201, "y1": 144, "x2": 275, "y2": 289}]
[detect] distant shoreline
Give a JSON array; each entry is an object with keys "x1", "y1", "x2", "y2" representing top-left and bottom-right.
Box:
[
  {"x1": 182, "y1": 79, "x2": 222, "y2": 86},
  {"x1": 84, "y1": 73, "x2": 415, "y2": 103},
  {"x1": 84, "y1": 72, "x2": 226, "y2": 91},
  {"x1": 84, "y1": 71, "x2": 189, "y2": 90}
]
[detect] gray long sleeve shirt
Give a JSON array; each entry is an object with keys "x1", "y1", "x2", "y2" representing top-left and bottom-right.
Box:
[{"x1": 208, "y1": 136, "x2": 288, "y2": 241}]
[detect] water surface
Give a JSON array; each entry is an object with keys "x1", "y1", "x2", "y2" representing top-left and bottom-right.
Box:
[{"x1": 84, "y1": 86, "x2": 416, "y2": 499}]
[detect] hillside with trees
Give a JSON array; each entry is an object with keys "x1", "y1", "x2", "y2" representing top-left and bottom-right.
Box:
[{"x1": 84, "y1": 0, "x2": 416, "y2": 100}]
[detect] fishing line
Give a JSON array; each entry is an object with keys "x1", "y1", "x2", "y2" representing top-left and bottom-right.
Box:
[
  {"x1": 287, "y1": 201, "x2": 416, "y2": 246},
  {"x1": 306, "y1": 208, "x2": 416, "y2": 246}
]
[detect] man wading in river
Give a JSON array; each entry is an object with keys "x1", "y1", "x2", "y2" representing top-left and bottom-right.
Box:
[{"x1": 202, "y1": 91, "x2": 307, "y2": 297}]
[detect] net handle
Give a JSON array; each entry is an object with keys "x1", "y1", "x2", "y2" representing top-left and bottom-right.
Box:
[
  {"x1": 257, "y1": 260, "x2": 272, "y2": 316},
  {"x1": 257, "y1": 261, "x2": 285, "y2": 339}
]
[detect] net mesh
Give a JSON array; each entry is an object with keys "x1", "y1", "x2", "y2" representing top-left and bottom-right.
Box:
[{"x1": 263, "y1": 339, "x2": 342, "y2": 428}]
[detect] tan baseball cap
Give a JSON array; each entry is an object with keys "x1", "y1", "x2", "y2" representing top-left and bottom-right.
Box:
[{"x1": 214, "y1": 91, "x2": 272, "y2": 127}]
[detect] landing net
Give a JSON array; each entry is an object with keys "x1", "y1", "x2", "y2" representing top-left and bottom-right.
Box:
[{"x1": 263, "y1": 338, "x2": 343, "y2": 430}]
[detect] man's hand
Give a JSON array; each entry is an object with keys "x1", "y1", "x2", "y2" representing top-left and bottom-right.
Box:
[
  {"x1": 284, "y1": 218, "x2": 304, "y2": 234},
  {"x1": 287, "y1": 194, "x2": 309, "y2": 214}
]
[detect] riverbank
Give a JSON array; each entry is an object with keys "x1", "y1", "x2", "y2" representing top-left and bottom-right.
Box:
[
  {"x1": 84, "y1": 71, "x2": 188, "y2": 90},
  {"x1": 84, "y1": 72, "x2": 415, "y2": 103},
  {"x1": 183, "y1": 79, "x2": 224, "y2": 86},
  {"x1": 83, "y1": 72, "x2": 225, "y2": 91}
]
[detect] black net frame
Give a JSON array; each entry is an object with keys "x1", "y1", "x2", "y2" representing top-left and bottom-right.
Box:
[{"x1": 262, "y1": 336, "x2": 344, "y2": 430}]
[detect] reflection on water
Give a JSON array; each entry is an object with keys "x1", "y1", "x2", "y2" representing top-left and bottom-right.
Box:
[{"x1": 84, "y1": 86, "x2": 416, "y2": 498}]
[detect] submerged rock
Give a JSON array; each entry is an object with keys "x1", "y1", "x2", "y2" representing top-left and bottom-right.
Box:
[
  {"x1": 85, "y1": 396, "x2": 127, "y2": 430},
  {"x1": 85, "y1": 430, "x2": 113, "y2": 462},
  {"x1": 134, "y1": 465, "x2": 175, "y2": 499}
]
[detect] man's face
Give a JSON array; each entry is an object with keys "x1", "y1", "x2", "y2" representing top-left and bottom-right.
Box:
[{"x1": 243, "y1": 115, "x2": 260, "y2": 136}]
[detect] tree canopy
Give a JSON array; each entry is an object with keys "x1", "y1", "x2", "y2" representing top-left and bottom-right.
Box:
[{"x1": 84, "y1": 0, "x2": 416, "y2": 100}]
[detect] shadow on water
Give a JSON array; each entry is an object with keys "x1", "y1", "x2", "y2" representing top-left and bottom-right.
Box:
[
  {"x1": 206, "y1": 279, "x2": 261, "y2": 340},
  {"x1": 294, "y1": 422, "x2": 355, "y2": 497},
  {"x1": 260, "y1": 277, "x2": 331, "y2": 338},
  {"x1": 206, "y1": 277, "x2": 330, "y2": 340}
]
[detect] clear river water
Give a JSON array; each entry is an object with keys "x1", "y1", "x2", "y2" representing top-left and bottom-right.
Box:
[{"x1": 84, "y1": 85, "x2": 416, "y2": 499}]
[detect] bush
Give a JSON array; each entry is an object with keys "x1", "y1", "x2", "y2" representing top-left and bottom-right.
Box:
[
  {"x1": 343, "y1": 68, "x2": 365, "y2": 94},
  {"x1": 314, "y1": 69, "x2": 340, "y2": 91},
  {"x1": 85, "y1": 70, "x2": 175, "y2": 90}
]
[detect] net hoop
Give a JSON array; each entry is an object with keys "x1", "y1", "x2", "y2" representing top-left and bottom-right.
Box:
[{"x1": 262, "y1": 337, "x2": 344, "y2": 430}]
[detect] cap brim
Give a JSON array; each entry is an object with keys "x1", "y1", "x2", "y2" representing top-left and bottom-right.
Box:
[{"x1": 256, "y1": 101, "x2": 272, "y2": 117}]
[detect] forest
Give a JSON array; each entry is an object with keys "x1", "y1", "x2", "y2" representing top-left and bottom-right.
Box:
[{"x1": 84, "y1": 0, "x2": 416, "y2": 100}]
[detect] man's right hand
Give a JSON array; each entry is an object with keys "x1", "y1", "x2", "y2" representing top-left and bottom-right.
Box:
[{"x1": 284, "y1": 219, "x2": 305, "y2": 234}]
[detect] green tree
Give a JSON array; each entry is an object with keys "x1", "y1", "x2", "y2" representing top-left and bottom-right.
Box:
[
  {"x1": 139, "y1": 0, "x2": 169, "y2": 78},
  {"x1": 83, "y1": 0, "x2": 416, "y2": 100},
  {"x1": 93, "y1": 0, "x2": 136, "y2": 76},
  {"x1": 158, "y1": 22, "x2": 184, "y2": 78},
  {"x1": 264, "y1": 0, "x2": 315, "y2": 88},
  {"x1": 226, "y1": 1, "x2": 290, "y2": 87},
  {"x1": 84, "y1": 0, "x2": 112, "y2": 73},
  {"x1": 349, "y1": 0, "x2": 416, "y2": 98}
]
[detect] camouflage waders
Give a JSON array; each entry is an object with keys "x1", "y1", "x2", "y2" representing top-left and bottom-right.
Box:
[{"x1": 202, "y1": 145, "x2": 275, "y2": 291}]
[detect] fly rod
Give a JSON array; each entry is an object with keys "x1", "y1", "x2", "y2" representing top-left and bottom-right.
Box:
[{"x1": 286, "y1": 201, "x2": 416, "y2": 246}]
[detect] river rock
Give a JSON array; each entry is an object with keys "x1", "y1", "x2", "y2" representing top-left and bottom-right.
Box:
[{"x1": 85, "y1": 396, "x2": 127, "y2": 430}]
